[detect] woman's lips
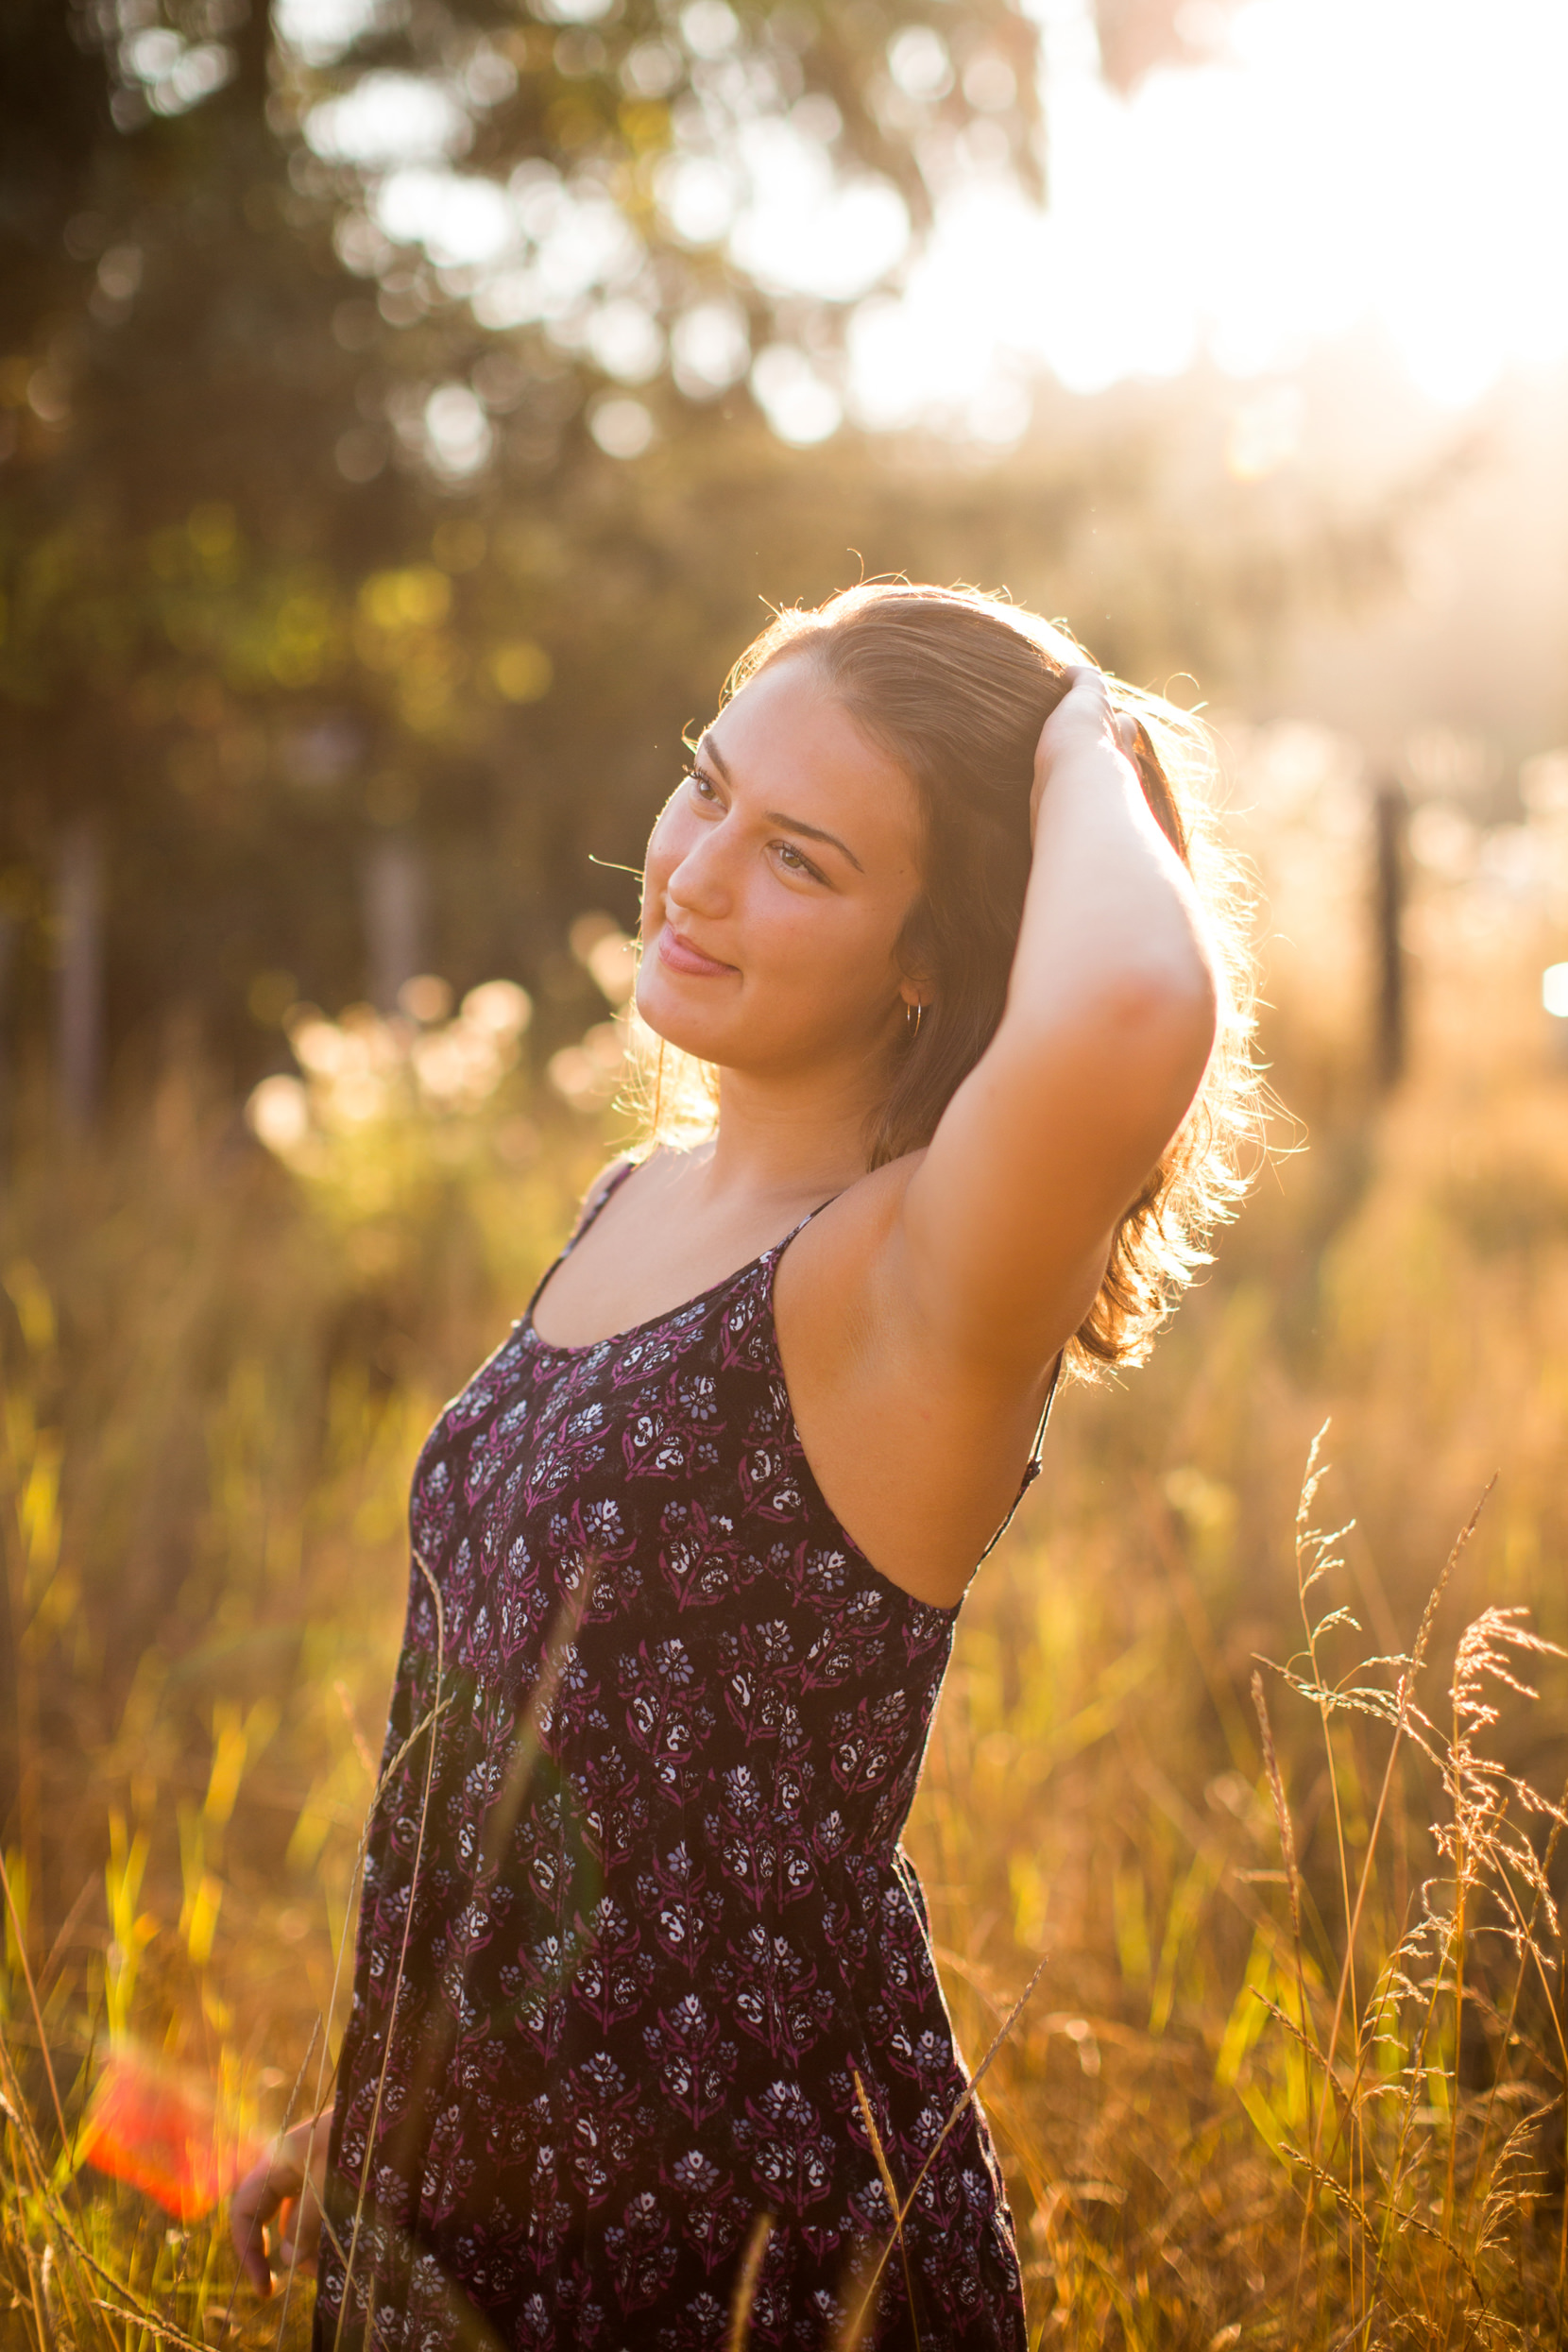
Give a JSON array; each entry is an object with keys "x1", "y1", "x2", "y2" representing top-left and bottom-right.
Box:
[{"x1": 656, "y1": 924, "x2": 736, "y2": 979}]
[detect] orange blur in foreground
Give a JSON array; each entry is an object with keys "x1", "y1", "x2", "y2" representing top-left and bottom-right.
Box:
[{"x1": 79, "y1": 2048, "x2": 265, "y2": 2220}]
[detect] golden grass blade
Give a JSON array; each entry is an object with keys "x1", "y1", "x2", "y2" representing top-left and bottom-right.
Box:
[
  {"x1": 475, "y1": 1574, "x2": 597, "y2": 1882},
  {"x1": 0, "y1": 1849, "x2": 70, "y2": 2165},
  {"x1": 332, "y1": 1550, "x2": 446, "y2": 2352},
  {"x1": 725, "y1": 2209, "x2": 773, "y2": 2352},
  {"x1": 88, "y1": 2292, "x2": 210, "y2": 2352},
  {"x1": 1301, "y1": 1480, "x2": 1494, "y2": 2292},
  {"x1": 850, "y1": 1950, "x2": 1050, "y2": 2324},
  {"x1": 26, "y1": 2198, "x2": 194, "y2": 2352},
  {"x1": 0, "y1": 2032, "x2": 118, "y2": 2352},
  {"x1": 829, "y1": 2243, "x2": 878, "y2": 2352},
  {"x1": 1250, "y1": 1670, "x2": 1302, "y2": 1955},
  {"x1": 850, "y1": 2066, "x2": 920, "y2": 2350},
  {"x1": 296, "y1": 1680, "x2": 457, "y2": 2198},
  {"x1": 248, "y1": 2013, "x2": 322, "y2": 2348}
]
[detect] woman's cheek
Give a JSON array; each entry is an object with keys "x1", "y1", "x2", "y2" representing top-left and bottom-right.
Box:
[
  {"x1": 644, "y1": 806, "x2": 673, "y2": 868},
  {"x1": 641, "y1": 809, "x2": 685, "y2": 908}
]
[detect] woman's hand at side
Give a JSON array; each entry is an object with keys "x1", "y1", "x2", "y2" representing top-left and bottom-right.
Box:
[{"x1": 230, "y1": 2112, "x2": 331, "y2": 2296}]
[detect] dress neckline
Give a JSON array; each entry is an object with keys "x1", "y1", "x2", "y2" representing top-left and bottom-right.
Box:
[
  {"x1": 522, "y1": 1247, "x2": 777, "y2": 1358},
  {"x1": 521, "y1": 1158, "x2": 836, "y2": 1358},
  {"x1": 518, "y1": 1155, "x2": 1054, "y2": 1612}
]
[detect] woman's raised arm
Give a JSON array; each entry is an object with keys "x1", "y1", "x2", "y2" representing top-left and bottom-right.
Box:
[{"x1": 895, "y1": 667, "x2": 1219, "y2": 1385}]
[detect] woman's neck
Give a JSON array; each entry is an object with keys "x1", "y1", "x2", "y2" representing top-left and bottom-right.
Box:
[{"x1": 695, "y1": 1058, "x2": 882, "y2": 1208}]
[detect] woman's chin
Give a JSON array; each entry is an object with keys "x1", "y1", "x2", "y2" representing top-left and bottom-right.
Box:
[{"x1": 633, "y1": 983, "x2": 724, "y2": 1063}]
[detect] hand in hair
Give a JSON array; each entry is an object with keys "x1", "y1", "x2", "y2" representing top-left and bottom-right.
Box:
[
  {"x1": 1029, "y1": 667, "x2": 1141, "y2": 844},
  {"x1": 895, "y1": 656, "x2": 1219, "y2": 1392}
]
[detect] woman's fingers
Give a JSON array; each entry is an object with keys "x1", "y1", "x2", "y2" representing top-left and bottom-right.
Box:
[
  {"x1": 230, "y1": 2139, "x2": 319, "y2": 2293},
  {"x1": 284, "y1": 2172, "x2": 325, "y2": 2272},
  {"x1": 276, "y1": 2191, "x2": 317, "y2": 2275},
  {"x1": 230, "y1": 2112, "x2": 332, "y2": 2294},
  {"x1": 1037, "y1": 667, "x2": 1118, "y2": 760},
  {"x1": 1031, "y1": 667, "x2": 1138, "y2": 837},
  {"x1": 1057, "y1": 661, "x2": 1114, "y2": 716},
  {"x1": 230, "y1": 2161, "x2": 286, "y2": 2295}
]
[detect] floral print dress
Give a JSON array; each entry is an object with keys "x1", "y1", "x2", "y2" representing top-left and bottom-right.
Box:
[{"x1": 314, "y1": 1167, "x2": 1040, "y2": 2352}]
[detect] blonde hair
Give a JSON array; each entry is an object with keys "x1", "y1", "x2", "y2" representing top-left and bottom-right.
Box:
[{"x1": 632, "y1": 581, "x2": 1264, "y2": 1376}]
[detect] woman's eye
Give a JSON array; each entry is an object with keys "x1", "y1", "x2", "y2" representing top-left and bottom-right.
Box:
[
  {"x1": 687, "y1": 768, "x2": 721, "y2": 804},
  {"x1": 775, "y1": 842, "x2": 822, "y2": 881}
]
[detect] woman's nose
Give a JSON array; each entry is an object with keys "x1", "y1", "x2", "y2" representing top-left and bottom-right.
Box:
[{"x1": 664, "y1": 824, "x2": 733, "y2": 919}]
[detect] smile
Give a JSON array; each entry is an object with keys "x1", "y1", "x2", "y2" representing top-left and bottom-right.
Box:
[{"x1": 656, "y1": 924, "x2": 737, "y2": 979}]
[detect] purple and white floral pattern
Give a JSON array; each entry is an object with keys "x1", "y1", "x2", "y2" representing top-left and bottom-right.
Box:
[{"x1": 315, "y1": 1175, "x2": 1027, "y2": 2351}]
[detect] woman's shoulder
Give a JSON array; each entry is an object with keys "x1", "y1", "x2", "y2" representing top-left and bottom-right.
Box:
[
  {"x1": 837, "y1": 1145, "x2": 927, "y2": 1227},
  {"x1": 569, "y1": 1155, "x2": 639, "y2": 1240},
  {"x1": 779, "y1": 1147, "x2": 927, "y2": 1298}
]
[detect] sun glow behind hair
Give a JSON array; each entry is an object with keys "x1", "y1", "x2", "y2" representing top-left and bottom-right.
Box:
[
  {"x1": 282, "y1": 0, "x2": 1568, "y2": 447},
  {"x1": 852, "y1": 0, "x2": 1568, "y2": 428}
]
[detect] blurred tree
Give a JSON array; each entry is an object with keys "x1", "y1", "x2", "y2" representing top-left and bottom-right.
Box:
[
  {"x1": 0, "y1": 0, "x2": 1398, "y2": 1106},
  {"x1": 0, "y1": 0, "x2": 1047, "y2": 1096}
]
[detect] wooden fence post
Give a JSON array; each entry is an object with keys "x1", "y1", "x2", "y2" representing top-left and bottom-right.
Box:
[
  {"x1": 363, "y1": 833, "x2": 428, "y2": 1013},
  {"x1": 0, "y1": 912, "x2": 16, "y2": 1164},
  {"x1": 56, "y1": 818, "x2": 103, "y2": 1129},
  {"x1": 1373, "y1": 777, "x2": 1407, "y2": 1090}
]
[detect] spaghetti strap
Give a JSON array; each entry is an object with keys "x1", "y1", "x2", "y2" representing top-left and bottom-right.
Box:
[
  {"x1": 774, "y1": 1197, "x2": 1060, "y2": 1569},
  {"x1": 520, "y1": 1158, "x2": 637, "y2": 1323},
  {"x1": 775, "y1": 1191, "x2": 842, "y2": 1252},
  {"x1": 573, "y1": 1156, "x2": 638, "y2": 1241},
  {"x1": 976, "y1": 1348, "x2": 1063, "y2": 1562},
  {"x1": 532, "y1": 1169, "x2": 1050, "y2": 1567}
]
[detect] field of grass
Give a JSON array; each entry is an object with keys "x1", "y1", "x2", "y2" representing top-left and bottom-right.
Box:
[{"x1": 3, "y1": 765, "x2": 1567, "y2": 2348}]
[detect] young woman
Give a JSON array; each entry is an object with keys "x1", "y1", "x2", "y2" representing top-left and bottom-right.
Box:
[{"x1": 231, "y1": 585, "x2": 1256, "y2": 2348}]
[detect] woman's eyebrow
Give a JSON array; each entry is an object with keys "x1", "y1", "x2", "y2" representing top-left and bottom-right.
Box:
[
  {"x1": 700, "y1": 734, "x2": 865, "y2": 874},
  {"x1": 765, "y1": 812, "x2": 865, "y2": 873}
]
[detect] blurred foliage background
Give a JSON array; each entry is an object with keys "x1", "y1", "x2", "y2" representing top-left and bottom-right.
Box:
[
  {"x1": 5, "y1": 0, "x2": 1568, "y2": 2343},
  {"x1": 1, "y1": 0, "x2": 1420, "y2": 1094}
]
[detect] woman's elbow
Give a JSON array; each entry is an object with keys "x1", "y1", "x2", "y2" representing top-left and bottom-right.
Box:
[
  {"x1": 1173, "y1": 943, "x2": 1220, "y2": 1067},
  {"x1": 1099, "y1": 945, "x2": 1219, "y2": 1072},
  {"x1": 998, "y1": 932, "x2": 1219, "y2": 1101}
]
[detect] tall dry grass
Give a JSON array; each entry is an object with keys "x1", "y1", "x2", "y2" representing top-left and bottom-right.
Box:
[{"x1": 3, "y1": 753, "x2": 1567, "y2": 2347}]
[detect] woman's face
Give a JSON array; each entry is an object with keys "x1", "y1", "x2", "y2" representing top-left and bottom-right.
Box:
[{"x1": 637, "y1": 655, "x2": 926, "y2": 1084}]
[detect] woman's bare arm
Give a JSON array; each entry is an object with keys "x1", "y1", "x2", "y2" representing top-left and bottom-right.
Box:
[{"x1": 891, "y1": 667, "x2": 1219, "y2": 1384}]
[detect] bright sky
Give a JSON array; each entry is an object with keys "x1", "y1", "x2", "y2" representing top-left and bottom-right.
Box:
[
  {"x1": 286, "y1": 0, "x2": 1568, "y2": 456},
  {"x1": 860, "y1": 0, "x2": 1568, "y2": 435}
]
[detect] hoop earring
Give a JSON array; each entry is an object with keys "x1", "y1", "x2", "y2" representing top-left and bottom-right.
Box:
[{"x1": 905, "y1": 999, "x2": 924, "y2": 1041}]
